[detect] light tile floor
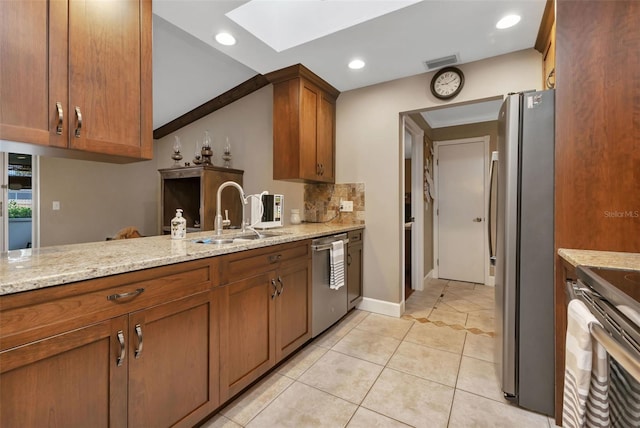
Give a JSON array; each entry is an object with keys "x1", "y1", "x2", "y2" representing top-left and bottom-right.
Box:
[{"x1": 202, "y1": 279, "x2": 560, "y2": 428}]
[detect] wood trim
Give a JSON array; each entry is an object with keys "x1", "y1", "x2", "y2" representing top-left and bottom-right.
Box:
[
  {"x1": 140, "y1": 0, "x2": 153, "y2": 158},
  {"x1": 535, "y1": 0, "x2": 555, "y2": 54},
  {"x1": 153, "y1": 74, "x2": 270, "y2": 139},
  {"x1": 265, "y1": 64, "x2": 340, "y2": 99}
]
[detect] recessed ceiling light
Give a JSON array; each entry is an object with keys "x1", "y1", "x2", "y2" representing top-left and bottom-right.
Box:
[
  {"x1": 348, "y1": 59, "x2": 365, "y2": 70},
  {"x1": 215, "y1": 32, "x2": 236, "y2": 46},
  {"x1": 496, "y1": 14, "x2": 521, "y2": 29}
]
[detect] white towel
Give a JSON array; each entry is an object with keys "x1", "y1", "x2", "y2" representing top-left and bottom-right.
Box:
[
  {"x1": 563, "y1": 299, "x2": 610, "y2": 428},
  {"x1": 329, "y1": 240, "x2": 345, "y2": 290}
]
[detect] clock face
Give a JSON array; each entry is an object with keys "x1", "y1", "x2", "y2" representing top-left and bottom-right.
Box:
[{"x1": 430, "y1": 67, "x2": 465, "y2": 99}]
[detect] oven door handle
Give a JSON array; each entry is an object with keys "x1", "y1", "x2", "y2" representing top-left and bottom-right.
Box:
[{"x1": 311, "y1": 239, "x2": 349, "y2": 252}]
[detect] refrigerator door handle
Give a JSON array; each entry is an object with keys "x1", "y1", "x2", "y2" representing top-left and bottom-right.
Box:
[{"x1": 488, "y1": 151, "x2": 499, "y2": 266}]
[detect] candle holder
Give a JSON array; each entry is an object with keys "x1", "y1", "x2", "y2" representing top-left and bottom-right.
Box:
[
  {"x1": 201, "y1": 130, "x2": 213, "y2": 166},
  {"x1": 172, "y1": 136, "x2": 183, "y2": 166},
  {"x1": 222, "y1": 137, "x2": 232, "y2": 168},
  {"x1": 193, "y1": 140, "x2": 202, "y2": 165}
]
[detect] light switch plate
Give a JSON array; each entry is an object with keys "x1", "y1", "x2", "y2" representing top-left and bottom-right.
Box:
[{"x1": 52, "y1": 201, "x2": 60, "y2": 210}]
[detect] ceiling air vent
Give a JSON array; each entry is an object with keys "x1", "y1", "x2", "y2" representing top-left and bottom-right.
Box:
[{"x1": 424, "y1": 54, "x2": 459, "y2": 71}]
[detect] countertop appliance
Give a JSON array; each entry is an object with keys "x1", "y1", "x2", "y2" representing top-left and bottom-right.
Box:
[
  {"x1": 311, "y1": 233, "x2": 349, "y2": 337},
  {"x1": 248, "y1": 193, "x2": 283, "y2": 229},
  {"x1": 490, "y1": 89, "x2": 555, "y2": 415}
]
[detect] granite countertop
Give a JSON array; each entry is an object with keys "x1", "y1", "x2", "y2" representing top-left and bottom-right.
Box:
[
  {"x1": 0, "y1": 223, "x2": 364, "y2": 296},
  {"x1": 558, "y1": 248, "x2": 640, "y2": 270}
]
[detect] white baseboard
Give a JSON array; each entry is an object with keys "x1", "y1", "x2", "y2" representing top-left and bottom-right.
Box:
[
  {"x1": 357, "y1": 297, "x2": 404, "y2": 318},
  {"x1": 485, "y1": 275, "x2": 495, "y2": 287},
  {"x1": 425, "y1": 269, "x2": 434, "y2": 281}
]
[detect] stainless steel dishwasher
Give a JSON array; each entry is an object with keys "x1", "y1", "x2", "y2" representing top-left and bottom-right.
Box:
[{"x1": 311, "y1": 233, "x2": 349, "y2": 337}]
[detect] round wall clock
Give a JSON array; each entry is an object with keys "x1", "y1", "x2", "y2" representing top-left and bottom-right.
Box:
[{"x1": 430, "y1": 67, "x2": 465, "y2": 100}]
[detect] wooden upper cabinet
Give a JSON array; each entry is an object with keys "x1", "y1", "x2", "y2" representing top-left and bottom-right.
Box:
[
  {"x1": 0, "y1": 0, "x2": 152, "y2": 160},
  {"x1": 0, "y1": 0, "x2": 59, "y2": 147},
  {"x1": 535, "y1": 0, "x2": 556, "y2": 90},
  {"x1": 267, "y1": 64, "x2": 339, "y2": 183}
]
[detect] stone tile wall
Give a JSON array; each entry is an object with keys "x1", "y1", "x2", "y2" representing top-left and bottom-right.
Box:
[{"x1": 304, "y1": 183, "x2": 365, "y2": 224}]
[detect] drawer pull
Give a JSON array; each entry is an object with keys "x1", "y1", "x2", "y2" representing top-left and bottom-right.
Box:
[
  {"x1": 55, "y1": 102, "x2": 64, "y2": 135},
  {"x1": 271, "y1": 279, "x2": 278, "y2": 299},
  {"x1": 116, "y1": 330, "x2": 125, "y2": 366},
  {"x1": 277, "y1": 276, "x2": 284, "y2": 296},
  {"x1": 134, "y1": 324, "x2": 143, "y2": 359},
  {"x1": 107, "y1": 287, "x2": 145, "y2": 301},
  {"x1": 268, "y1": 254, "x2": 282, "y2": 264}
]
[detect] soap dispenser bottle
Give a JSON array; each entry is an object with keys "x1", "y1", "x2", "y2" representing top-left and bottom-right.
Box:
[{"x1": 171, "y1": 209, "x2": 186, "y2": 239}]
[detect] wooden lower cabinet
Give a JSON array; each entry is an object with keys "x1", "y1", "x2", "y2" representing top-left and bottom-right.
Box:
[
  {"x1": 219, "y1": 272, "x2": 276, "y2": 401},
  {"x1": 274, "y1": 258, "x2": 312, "y2": 361},
  {"x1": 129, "y1": 290, "x2": 219, "y2": 428},
  {"x1": 0, "y1": 317, "x2": 128, "y2": 427},
  {"x1": 0, "y1": 260, "x2": 219, "y2": 428},
  {"x1": 219, "y1": 241, "x2": 312, "y2": 402}
]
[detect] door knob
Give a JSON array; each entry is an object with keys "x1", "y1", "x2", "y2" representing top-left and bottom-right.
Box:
[{"x1": 473, "y1": 217, "x2": 482, "y2": 222}]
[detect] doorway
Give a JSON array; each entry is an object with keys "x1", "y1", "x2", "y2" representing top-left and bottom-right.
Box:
[
  {"x1": 402, "y1": 116, "x2": 425, "y2": 301},
  {"x1": 1, "y1": 152, "x2": 38, "y2": 251},
  {"x1": 433, "y1": 137, "x2": 489, "y2": 284}
]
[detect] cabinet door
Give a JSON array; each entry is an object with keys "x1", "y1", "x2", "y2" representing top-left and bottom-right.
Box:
[
  {"x1": 275, "y1": 258, "x2": 312, "y2": 361},
  {"x1": 67, "y1": 0, "x2": 152, "y2": 159},
  {"x1": 347, "y1": 241, "x2": 364, "y2": 309},
  {"x1": 219, "y1": 272, "x2": 276, "y2": 401},
  {"x1": 128, "y1": 291, "x2": 218, "y2": 428},
  {"x1": 0, "y1": 0, "x2": 67, "y2": 148},
  {"x1": 300, "y1": 80, "x2": 320, "y2": 180},
  {"x1": 0, "y1": 317, "x2": 128, "y2": 428},
  {"x1": 316, "y1": 91, "x2": 336, "y2": 182}
]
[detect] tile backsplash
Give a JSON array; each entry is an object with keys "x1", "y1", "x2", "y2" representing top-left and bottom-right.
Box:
[{"x1": 304, "y1": 183, "x2": 365, "y2": 224}]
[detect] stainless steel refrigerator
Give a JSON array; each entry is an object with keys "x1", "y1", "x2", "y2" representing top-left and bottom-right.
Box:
[{"x1": 489, "y1": 90, "x2": 555, "y2": 416}]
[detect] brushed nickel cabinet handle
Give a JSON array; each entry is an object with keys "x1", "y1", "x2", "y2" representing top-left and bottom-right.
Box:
[
  {"x1": 134, "y1": 324, "x2": 143, "y2": 359},
  {"x1": 74, "y1": 106, "x2": 82, "y2": 137},
  {"x1": 271, "y1": 279, "x2": 277, "y2": 299},
  {"x1": 55, "y1": 102, "x2": 63, "y2": 135},
  {"x1": 277, "y1": 276, "x2": 284, "y2": 296},
  {"x1": 107, "y1": 287, "x2": 145, "y2": 301},
  {"x1": 116, "y1": 330, "x2": 125, "y2": 366},
  {"x1": 347, "y1": 253, "x2": 352, "y2": 266}
]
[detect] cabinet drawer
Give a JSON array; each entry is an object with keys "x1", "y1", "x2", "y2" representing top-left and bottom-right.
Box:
[
  {"x1": 348, "y1": 229, "x2": 363, "y2": 243},
  {"x1": 221, "y1": 240, "x2": 311, "y2": 284},
  {"x1": 0, "y1": 259, "x2": 216, "y2": 351}
]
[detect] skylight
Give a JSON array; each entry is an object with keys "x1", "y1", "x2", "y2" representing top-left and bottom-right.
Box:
[{"x1": 226, "y1": 0, "x2": 422, "y2": 52}]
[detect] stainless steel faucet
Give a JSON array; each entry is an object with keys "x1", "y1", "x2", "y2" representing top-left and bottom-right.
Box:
[{"x1": 215, "y1": 181, "x2": 246, "y2": 236}]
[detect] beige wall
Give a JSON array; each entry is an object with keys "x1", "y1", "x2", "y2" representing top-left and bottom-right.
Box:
[
  {"x1": 154, "y1": 85, "x2": 305, "y2": 230},
  {"x1": 39, "y1": 157, "x2": 159, "y2": 246},
  {"x1": 336, "y1": 48, "x2": 542, "y2": 305}
]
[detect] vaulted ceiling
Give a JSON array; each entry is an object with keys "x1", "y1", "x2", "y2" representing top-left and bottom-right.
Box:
[{"x1": 152, "y1": 0, "x2": 548, "y2": 130}]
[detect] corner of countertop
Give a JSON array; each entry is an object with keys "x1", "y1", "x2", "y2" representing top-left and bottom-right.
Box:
[{"x1": 558, "y1": 248, "x2": 640, "y2": 270}]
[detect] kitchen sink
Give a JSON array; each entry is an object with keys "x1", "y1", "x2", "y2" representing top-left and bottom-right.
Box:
[{"x1": 194, "y1": 230, "x2": 285, "y2": 245}]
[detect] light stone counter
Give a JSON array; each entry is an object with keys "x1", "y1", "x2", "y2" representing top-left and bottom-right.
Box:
[
  {"x1": 1, "y1": 223, "x2": 364, "y2": 296},
  {"x1": 558, "y1": 248, "x2": 640, "y2": 270}
]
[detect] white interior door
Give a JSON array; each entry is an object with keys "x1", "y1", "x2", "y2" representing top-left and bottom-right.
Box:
[{"x1": 435, "y1": 138, "x2": 487, "y2": 283}]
